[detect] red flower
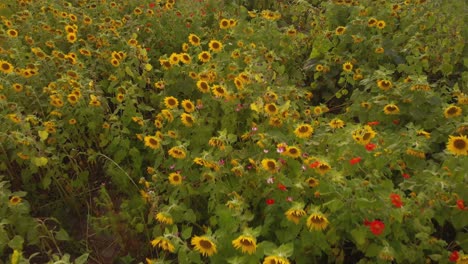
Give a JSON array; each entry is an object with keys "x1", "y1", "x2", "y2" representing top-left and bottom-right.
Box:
[
  {"x1": 365, "y1": 143, "x2": 377, "y2": 151},
  {"x1": 390, "y1": 193, "x2": 403, "y2": 208},
  {"x1": 367, "y1": 121, "x2": 380, "y2": 126},
  {"x1": 363, "y1": 219, "x2": 371, "y2": 226},
  {"x1": 456, "y1": 199, "x2": 465, "y2": 210},
  {"x1": 449, "y1": 251, "x2": 459, "y2": 262},
  {"x1": 392, "y1": 119, "x2": 400, "y2": 125},
  {"x1": 349, "y1": 157, "x2": 362, "y2": 165},
  {"x1": 266, "y1": 199, "x2": 275, "y2": 205},
  {"x1": 369, "y1": 220, "x2": 385, "y2": 235},
  {"x1": 277, "y1": 183, "x2": 287, "y2": 191},
  {"x1": 309, "y1": 161, "x2": 320, "y2": 168},
  {"x1": 149, "y1": 2, "x2": 156, "y2": 8},
  {"x1": 402, "y1": 173, "x2": 410, "y2": 179}
]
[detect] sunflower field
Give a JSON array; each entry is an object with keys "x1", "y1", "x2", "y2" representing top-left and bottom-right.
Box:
[{"x1": 0, "y1": 0, "x2": 467, "y2": 263}]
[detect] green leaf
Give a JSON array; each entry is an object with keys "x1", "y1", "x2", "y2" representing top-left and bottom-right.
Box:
[
  {"x1": 74, "y1": 253, "x2": 89, "y2": 264},
  {"x1": 38, "y1": 130, "x2": 49, "y2": 142},
  {"x1": 8, "y1": 235, "x2": 24, "y2": 250},
  {"x1": 32, "y1": 157, "x2": 48, "y2": 167},
  {"x1": 351, "y1": 228, "x2": 366, "y2": 246},
  {"x1": 181, "y1": 226, "x2": 193, "y2": 240},
  {"x1": 364, "y1": 243, "x2": 381, "y2": 257},
  {"x1": 276, "y1": 242, "x2": 294, "y2": 257},
  {"x1": 55, "y1": 228, "x2": 70, "y2": 241}
]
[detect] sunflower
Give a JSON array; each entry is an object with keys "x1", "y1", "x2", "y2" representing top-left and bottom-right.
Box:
[
  {"x1": 285, "y1": 208, "x2": 307, "y2": 224},
  {"x1": 263, "y1": 256, "x2": 290, "y2": 264},
  {"x1": 377, "y1": 80, "x2": 393, "y2": 91},
  {"x1": 67, "y1": 93, "x2": 79, "y2": 105},
  {"x1": 191, "y1": 236, "x2": 217, "y2": 257},
  {"x1": 144, "y1": 136, "x2": 161, "y2": 150},
  {"x1": 179, "y1": 53, "x2": 192, "y2": 64},
  {"x1": 12, "y1": 83, "x2": 23, "y2": 92},
  {"x1": 168, "y1": 172, "x2": 183, "y2": 185},
  {"x1": 168, "y1": 53, "x2": 180, "y2": 65},
  {"x1": 342, "y1": 62, "x2": 353, "y2": 72},
  {"x1": 156, "y1": 212, "x2": 173, "y2": 225},
  {"x1": 261, "y1": 158, "x2": 278, "y2": 173},
  {"x1": 208, "y1": 40, "x2": 223, "y2": 52},
  {"x1": 268, "y1": 117, "x2": 283, "y2": 127},
  {"x1": 335, "y1": 26, "x2": 346, "y2": 35},
  {"x1": 195, "y1": 80, "x2": 210, "y2": 93},
  {"x1": 284, "y1": 146, "x2": 301, "y2": 158},
  {"x1": 66, "y1": 33, "x2": 77, "y2": 43},
  {"x1": 198, "y1": 51, "x2": 211, "y2": 63},
  {"x1": 416, "y1": 130, "x2": 431, "y2": 139},
  {"x1": 444, "y1": 105, "x2": 462, "y2": 118},
  {"x1": 368, "y1": 17, "x2": 377, "y2": 27},
  {"x1": 181, "y1": 113, "x2": 195, "y2": 127},
  {"x1": 447, "y1": 135, "x2": 468, "y2": 156},
  {"x1": 219, "y1": 18, "x2": 230, "y2": 29},
  {"x1": 294, "y1": 124, "x2": 314, "y2": 138},
  {"x1": 151, "y1": 236, "x2": 175, "y2": 252},
  {"x1": 316, "y1": 162, "x2": 331, "y2": 175},
  {"x1": 211, "y1": 85, "x2": 227, "y2": 98},
  {"x1": 329, "y1": 119, "x2": 345, "y2": 129},
  {"x1": 159, "y1": 59, "x2": 172, "y2": 70},
  {"x1": 376, "y1": 20, "x2": 386, "y2": 29},
  {"x1": 305, "y1": 177, "x2": 319, "y2": 188},
  {"x1": 9, "y1": 196, "x2": 22, "y2": 206},
  {"x1": 383, "y1": 104, "x2": 400, "y2": 115},
  {"x1": 307, "y1": 212, "x2": 329, "y2": 231},
  {"x1": 168, "y1": 147, "x2": 186, "y2": 159},
  {"x1": 264, "y1": 103, "x2": 278, "y2": 115},
  {"x1": 163, "y1": 96, "x2": 179, "y2": 109},
  {"x1": 375, "y1": 47, "x2": 384, "y2": 54},
  {"x1": 110, "y1": 58, "x2": 120, "y2": 67},
  {"x1": 188, "y1": 34, "x2": 201, "y2": 46},
  {"x1": 234, "y1": 77, "x2": 244, "y2": 90},
  {"x1": 7, "y1": 29, "x2": 18, "y2": 38},
  {"x1": 232, "y1": 235, "x2": 257, "y2": 254},
  {"x1": 0, "y1": 60, "x2": 14, "y2": 74},
  {"x1": 406, "y1": 148, "x2": 426, "y2": 159},
  {"x1": 181, "y1": 99, "x2": 195, "y2": 113}
]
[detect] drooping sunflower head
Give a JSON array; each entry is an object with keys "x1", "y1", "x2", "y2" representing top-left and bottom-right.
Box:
[
  {"x1": 306, "y1": 212, "x2": 329, "y2": 231},
  {"x1": 151, "y1": 236, "x2": 175, "y2": 253},
  {"x1": 377, "y1": 79, "x2": 393, "y2": 91},
  {"x1": 168, "y1": 146, "x2": 187, "y2": 159},
  {"x1": 232, "y1": 235, "x2": 257, "y2": 254},
  {"x1": 316, "y1": 162, "x2": 331, "y2": 175},
  {"x1": 191, "y1": 236, "x2": 217, "y2": 257},
  {"x1": 335, "y1": 26, "x2": 346, "y2": 35},
  {"x1": 155, "y1": 212, "x2": 173, "y2": 225},
  {"x1": 211, "y1": 85, "x2": 227, "y2": 98},
  {"x1": 263, "y1": 255, "x2": 290, "y2": 264},
  {"x1": 329, "y1": 118, "x2": 345, "y2": 129},
  {"x1": 285, "y1": 208, "x2": 307, "y2": 224},
  {"x1": 383, "y1": 104, "x2": 400, "y2": 115},
  {"x1": 447, "y1": 135, "x2": 468, "y2": 156}
]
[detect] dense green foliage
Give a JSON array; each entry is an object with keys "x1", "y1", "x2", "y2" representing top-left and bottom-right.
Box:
[{"x1": 0, "y1": 0, "x2": 466, "y2": 263}]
